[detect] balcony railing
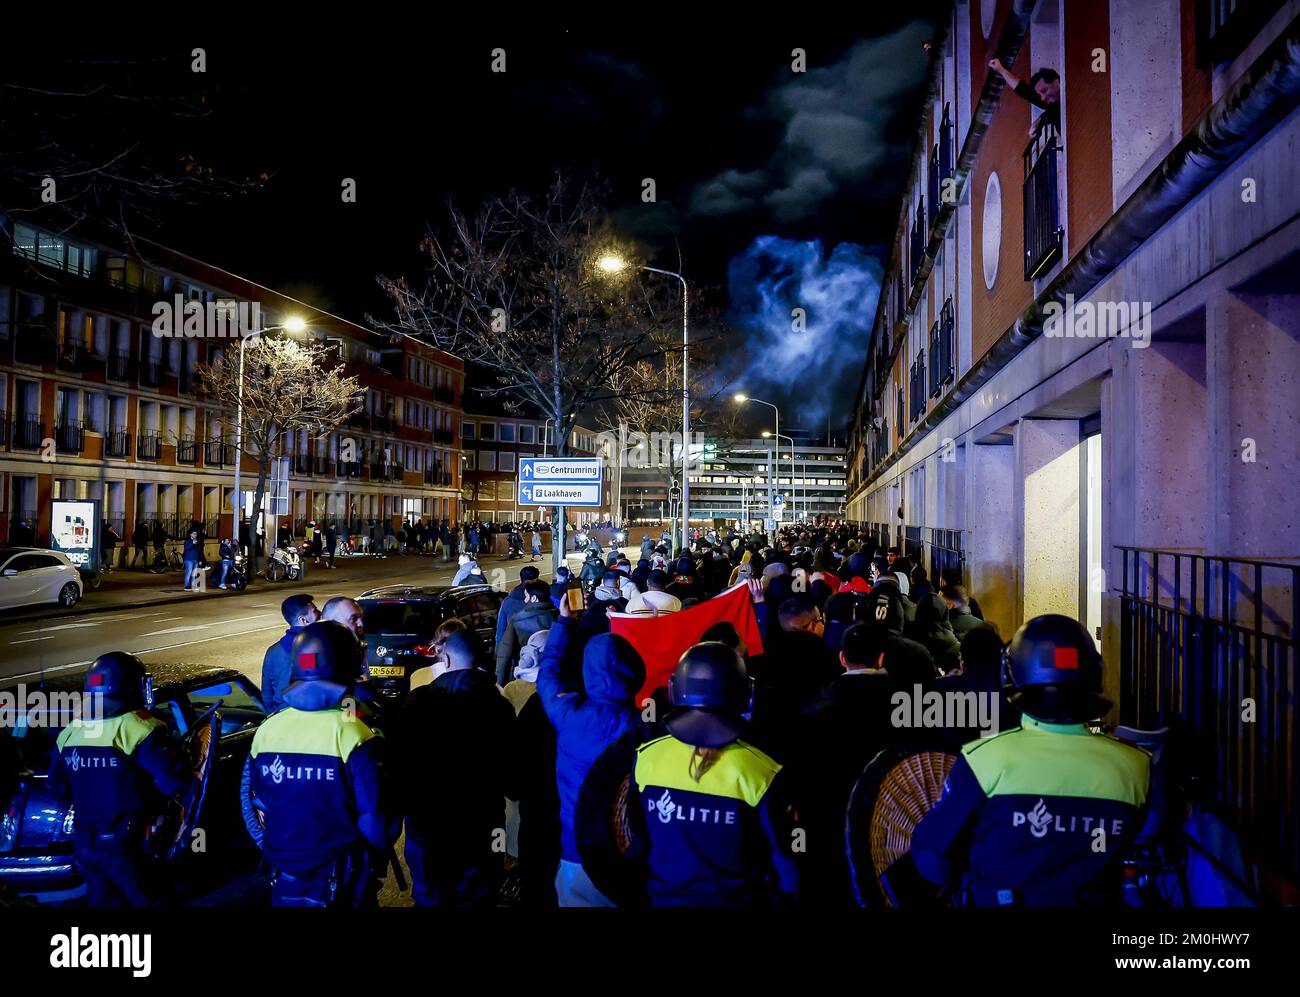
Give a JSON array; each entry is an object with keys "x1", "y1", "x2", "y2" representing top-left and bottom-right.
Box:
[
  {"x1": 1118, "y1": 546, "x2": 1300, "y2": 888},
  {"x1": 434, "y1": 386, "x2": 456, "y2": 404},
  {"x1": 313, "y1": 455, "x2": 330, "y2": 476},
  {"x1": 908, "y1": 355, "x2": 926, "y2": 423},
  {"x1": 928, "y1": 296, "x2": 955, "y2": 398},
  {"x1": 12, "y1": 415, "x2": 45, "y2": 450},
  {"x1": 338, "y1": 460, "x2": 363, "y2": 478},
  {"x1": 177, "y1": 435, "x2": 199, "y2": 464},
  {"x1": 1197, "y1": 0, "x2": 1284, "y2": 66},
  {"x1": 55, "y1": 419, "x2": 84, "y2": 454},
  {"x1": 372, "y1": 414, "x2": 397, "y2": 433},
  {"x1": 909, "y1": 196, "x2": 927, "y2": 284},
  {"x1": 205, "y1": 438, "x2": 231, "y2": 465},
  {"x1": 370, "y1": 462, "x2": 404, "y2": 481},
  {"x1": 347, "y1": 412, "x2": 372, "y2": 431},
  {"x1": 108, "y1": 350, "x2": 133, "y2": 381},
  {"x1": 294, "y1": 453, "x2": 312, "y2": 475},
  {"x1": 137, "y1": 430, "x2": 161, "y2": 461},
  {"x1": 0, "y1": 412, "x2": 8, "y2": 447},
  {"x1": 179, "y1": 368, "x2": 199, "y2": 395},
  {"x1": 894, "y1": 271, "x2": 906, "y2": 323},
  {"x1": 56, "y1": 342, "x2": 106, "y2": 375},
  {"x1": 928, "y1": 102, "x2": 954, "y2": 216},
  {"x1": 1023, "y1": 125, "x2": 1064, "y2": 280},
  {"x1": 433, "y1": 428, "x2": 454, "y2": 444},
  {"x1": 139, "y1": 357, "x2": 164, "y2": 387},
  {"x1": 105, "y1": 426, "x2": 131, "y2": 458},
  {"x1": 895, "y1": 388, "x2": 904, "y2": 441}
]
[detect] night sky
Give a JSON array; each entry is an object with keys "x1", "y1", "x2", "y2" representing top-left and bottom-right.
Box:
[{"x1": 4, "y1": 17, "x2": 946, "y2": 433}]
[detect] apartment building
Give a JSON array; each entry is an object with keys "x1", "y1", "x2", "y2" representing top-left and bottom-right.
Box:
[
  {"x1": 844, "y1": 0, "x2": 1300, "y2": 896},
  {"x1": 0, "y1": 217, "x2": 465, "y2": 546}
]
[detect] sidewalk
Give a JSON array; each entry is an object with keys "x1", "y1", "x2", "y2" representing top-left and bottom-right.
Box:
[{"x1": 10, "y1": 551, "x2": 568, "y2": 625}]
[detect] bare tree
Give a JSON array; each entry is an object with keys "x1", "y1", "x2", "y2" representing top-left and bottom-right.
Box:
[
  {"x1": 373, "y1": 174, "x2": 675, "y2": 565},
  {"x1": 196, "y1": 337, "x2": 361, "y2": 576}
]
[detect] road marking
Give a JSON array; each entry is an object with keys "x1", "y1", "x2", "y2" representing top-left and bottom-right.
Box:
[
  {"x1": 151, "y1": 616, "x2": 184, "y2": 624},
  {"x1": 138, "y1": 624, "x2": 213, "y2": 637},
  {"x1": 18, "y1": 620, "x2": 105, "y2": 635},
  {"x1": 9, "y1": 635, "x2": 56, "y2": 644},
  {"x1": 132, "y1": 624, "x2": 283, "y2": 657}
]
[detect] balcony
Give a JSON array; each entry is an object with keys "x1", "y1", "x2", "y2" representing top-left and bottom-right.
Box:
[
  {"x1": 55, "y1": 419, "x2": 85, "y2": 454},
  {"x1": 139, "y1": 357, "x2": 163, "y2": 388},
  {"x1": 370, "y1": 461, "x2": 403, "y2": 481},
  {"x1": 56, "y1": 341, "x2": 106, "y2": 375},
  {"x1": 177, "y1": 435, "x2": 199, "y2": 464},
  {"x1": 433, "y1": 427, "x2": 454, "y2": 444},
  {"x1": 434, "y1": 386, "x2": 456, "y2": 405},
  {"x1": 337, "y1": 460, "x2": 363, "y2": 478},
  {"x1": 107, "y1": 351, "x2": 133, "y2": 381},
  {"x1": 928, "y1": 102, "x2": 954, "y2": 217},
  {"x1": 204, "y1": 438, "x2": 231, "y2": 465},
  {"x1": 137, "y1": 430, "x2": 161, "y2": 461},
  {"x1": 0, "y1": 413, "x2": 7, "y2": 447},
  {"x1": 1023, "y1": 125, "x2": 1064, "y2": 280},
  {"x1": 105, "y1": 427, "x2": 131, "y2": 458},
  {"x1": 371, "y1": 414, "x2": 397, "y2": 433},
  {"x1": 313, "y1": 455, "x2": 330, "y2": 476},
  {"x1": 909, "y1": 196, "x2": 927, "y2": 284},
  {"x1": 11, "y1": 415, "x2": 44, "y2": 450},
  {"x1": 179, "y1": 368, "x2": 199, "y2": 396},
  {"x1": 294, "y1": 453, "x2": 312, "y2": 475},
  {"x1": 908, "y1": 355, "x2": 926, "y2": 424},
  {"x1": 347, "y1": 412, "x2": 372, "y2": 431}
]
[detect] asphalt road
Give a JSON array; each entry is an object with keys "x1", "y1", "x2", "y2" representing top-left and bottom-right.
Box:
[{"x1": 0, "y1": 551, "x2": 571, "y2": 683}]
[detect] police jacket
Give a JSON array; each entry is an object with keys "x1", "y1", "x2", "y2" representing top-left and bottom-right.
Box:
[
  {"x1": 911, "y1": 716, "x2": 1151, "y2": 906},
  {"x1": 631, "y1": 734, "x2": 799, "y2": 906},
  {"x1": 48, "y1": 710, "x2": 190, "y2": 828},
  {"x1": 260, "y1": 625, "x2": 308, "y2": 715},
  {"x1": 246, "y1": 680, "x2": 394, "y2": 875}
]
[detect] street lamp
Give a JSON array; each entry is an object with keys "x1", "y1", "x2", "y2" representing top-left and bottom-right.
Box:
[
  {"x1": 763, "y1": 430, "x2": 798, "y2": 524},
  {"x1": 232, "y1": 317, "x2": 308, "y2": 545},
  {"x1": 735, "y1": 394, "x2": 781, "y2": 524},
  {"x1": 597, "y1": 255, "x2": 690, "y2": 553}
]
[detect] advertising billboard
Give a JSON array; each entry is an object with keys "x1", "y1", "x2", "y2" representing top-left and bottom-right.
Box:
[{"x1": 50, "y1": 498, "x2": 100, "y2": 572}]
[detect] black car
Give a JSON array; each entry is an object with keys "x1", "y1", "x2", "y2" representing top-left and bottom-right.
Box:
[
  {"x1": 0, "y1": 663, "x2": 267, "y2": 905},
  {"x1": 357, "y1": 583, "x2": 505, "y2": 702}
]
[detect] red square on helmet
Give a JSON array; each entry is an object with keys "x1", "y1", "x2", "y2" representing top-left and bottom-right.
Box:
[
  {"x1": 299, "y1": 652, "x2": 318, "y2": 670},
  {"x1": 88, "y1": 672, "x2": 105, "y2": 687},
  {"x1": 1054, "y1": 647, "x2": 1079, "y2": 670}
]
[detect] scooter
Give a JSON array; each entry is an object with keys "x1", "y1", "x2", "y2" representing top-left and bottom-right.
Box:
[{"x1": 267, "y1": 545, "x2": 302, "y2": 582}]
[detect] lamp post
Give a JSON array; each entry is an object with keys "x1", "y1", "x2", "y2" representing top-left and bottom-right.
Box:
[
  {"x1": 734, "y1": 394, "x2": 782, "y2": 525},
  {"x1": 232, "y1": 317, "x2": 307, "y2": 549},
  {"x1": 597, "y1": 255, "x2": 689, "y2": 554},
  {"x1": 764, "y1": 431, "x2": 797, "y2": 525}
]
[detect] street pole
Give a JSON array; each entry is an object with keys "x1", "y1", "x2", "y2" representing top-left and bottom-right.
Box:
[{"x1": 233, "y1": 337, "x2": 246, "y2": 547}]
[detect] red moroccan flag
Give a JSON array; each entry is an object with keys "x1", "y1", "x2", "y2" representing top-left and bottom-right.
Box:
[{"x1": 609, "y1": 582, "x2": 764, "y2": 706}]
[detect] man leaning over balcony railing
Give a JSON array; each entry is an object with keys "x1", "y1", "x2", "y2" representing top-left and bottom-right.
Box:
[{"x1": 989, "y1": 58, "x2": 1059, "y2": 139}]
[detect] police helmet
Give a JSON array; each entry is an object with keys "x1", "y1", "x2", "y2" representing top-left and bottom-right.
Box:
[
  {"x1": 666, "y1": 641, "x2": 752, "y2": 749},
  {"x1": 85, "y1": 651, "x2": 153, "y2": 715},
  {"x1": 1002, "y1": 614, "x2": 1109, "y2": 722},
  {"x1": 289, "y1": 620, "x2": 364, "y2": 686}
]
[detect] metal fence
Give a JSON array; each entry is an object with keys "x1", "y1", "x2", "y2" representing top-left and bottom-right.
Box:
[
  {"x1": 1118, "y1": 546, "x2": 1299, "y2": 884},
  {"x1": 1023, "y1": 124, "x2": 1064, "y2": 280}
]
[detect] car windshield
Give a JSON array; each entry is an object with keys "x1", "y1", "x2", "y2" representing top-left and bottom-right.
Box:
[{"x1": 362, "y1": 602, "x2": 441, "y2": 636}]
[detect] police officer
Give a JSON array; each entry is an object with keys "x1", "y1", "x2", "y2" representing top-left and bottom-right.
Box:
[
  {"x1": 630, "y1": 642, "x2": 799, "y2": 906},
  {"x1": 47, "y1": 652, "x2": 191, "y2": 906},
  {"x1": 911, "y1": 614, "x2": 1151, "y2": 906},
  {"x1": 244, "y1": 620, "x2": 397, "y2": 907}
]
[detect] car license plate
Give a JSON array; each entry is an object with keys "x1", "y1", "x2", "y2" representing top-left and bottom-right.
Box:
[{"x1": 368, "y1": 665, "x2": 405, "y2": 678}]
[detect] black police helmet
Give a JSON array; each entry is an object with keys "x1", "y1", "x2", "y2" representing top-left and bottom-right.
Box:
[
  {"x1": 1003, "y1": 614, "x2": 1109, "y2": 722},
  {"x1": 666, "y1": 641, "x2": 752, "y2": 749},
  {"x1": 86, "y1": 651, "x2": 152, "y2": 715},
  {"x1": 290, "y1": 620, "x2": 364, "y2": 686}
]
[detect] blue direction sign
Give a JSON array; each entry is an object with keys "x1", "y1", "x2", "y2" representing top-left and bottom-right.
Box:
[{"x1": 518, "y1": 457, "x2": 603, "y2": 507}]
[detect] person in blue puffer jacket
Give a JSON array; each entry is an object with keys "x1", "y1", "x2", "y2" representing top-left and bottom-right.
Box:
[{"x1": 536, "y1": 596, "x2": 646, "y2": 906}]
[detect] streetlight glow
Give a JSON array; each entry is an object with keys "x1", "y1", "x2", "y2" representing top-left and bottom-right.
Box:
[
  {"x1": 733, "y1": 393, "x2": 748, "y2": 403},
  {"x1": 597, "y1": 255, "x2": 627, "y2": 274},
  {"x1": 284, "y1": 316, "x2": 308, "y2": 334}
]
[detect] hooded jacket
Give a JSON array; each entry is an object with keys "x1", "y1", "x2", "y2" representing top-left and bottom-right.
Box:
[
  {"x1": 536, "y1": 618, "x2": 646, "y2": 862},
  {"x1": 496, "y1": 600, "x2": 558, "y2": 685},
  {"x1": 906, "y1": 594, "x2": 963, "y2": 674}
]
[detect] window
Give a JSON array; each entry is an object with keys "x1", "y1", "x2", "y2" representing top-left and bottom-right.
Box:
[
  {"x1": 14, "y1": 224, "x2": 96, "y2": 277},
  {"x1": 479, "y1": 422, "x2": 496, "y2": 441},
  {"x1": 478, "y1": 451, "x2": 496, "y2": 471},
  {"x1": 519, "y1": 424, "x2": 535, "y2": 444},
  {"x1": 499, "y1": 423, "x2": 516, "y2": 443},
  {"x1": 463, "y1": 451, "x2": 476, "y2": 471},
  {"x1": 462, "y1": 421, "x2": 476, "y2": 440},
  {"x1": 499, "y1": 452, "x2": 516, "y2": 472}
]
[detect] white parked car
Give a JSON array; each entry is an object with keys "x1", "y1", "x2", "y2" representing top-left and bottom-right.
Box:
[{"x1": 0, "y1": 547, "x2": 82, "y2": 611}]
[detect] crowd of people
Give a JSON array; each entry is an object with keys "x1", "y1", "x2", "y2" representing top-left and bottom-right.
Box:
[{"x1": 40, "y1": 517, "x2": 1153, "y2": 909}]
